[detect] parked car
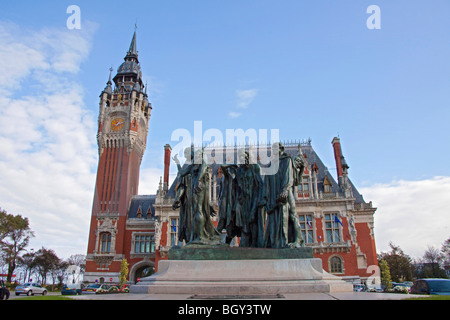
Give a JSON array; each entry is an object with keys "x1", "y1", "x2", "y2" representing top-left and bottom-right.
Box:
[
  {"x1": 366, "y1": 284, "x2": 384, "y2": 292},
  {"x1": 0, "y1": 280, "x2": 10, "y2": 300},
  {"x1": 15, "y1": 283, "x2": 47, "y2": 296},
  {"x1": 353, "y1": 284, "x2": 365, "y2": 292},
  {"x1": 410, "y1": 279, "x2": 450, "y2": 295},
  {"x1": 82, "y1": 283, "x2": 111, "y2": 294},
  {"x1": 61, "y1": 283, "x2": 85, "y2": 295}
]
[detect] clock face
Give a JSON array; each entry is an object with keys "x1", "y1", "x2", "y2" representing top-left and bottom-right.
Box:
[{"x1": 111, "y1": 118, "x2": 125, "y2": 132}]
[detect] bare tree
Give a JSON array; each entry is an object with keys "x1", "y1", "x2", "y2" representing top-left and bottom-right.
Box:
[
  {"x1": 441, "y1": 238, "x2": 450, "y2": 268},
  {"x1": 422, "y1": 245, "x2": 447, "y2": 278}
]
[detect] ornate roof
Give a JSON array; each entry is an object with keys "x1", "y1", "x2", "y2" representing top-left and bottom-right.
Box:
[{"x1": 163, "y1": 142, "x2": 366, "y2": 204}]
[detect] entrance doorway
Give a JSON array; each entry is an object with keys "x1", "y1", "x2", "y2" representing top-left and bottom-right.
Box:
[{"x1": 134, "y1": 265, "x2": 155, "y2": 283}]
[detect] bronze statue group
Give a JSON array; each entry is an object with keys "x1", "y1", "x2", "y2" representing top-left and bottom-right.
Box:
[{"x1": 172, "y1": 143, "x2": 306, "y2": 249}]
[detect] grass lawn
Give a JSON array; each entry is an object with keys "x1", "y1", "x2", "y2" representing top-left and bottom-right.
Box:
[
  {"x1": 14, "y1": 295, "x2": 74, "y2": 300},
  {"x1": 405, "y1": 295, "x2": 450, "y2": 300}
]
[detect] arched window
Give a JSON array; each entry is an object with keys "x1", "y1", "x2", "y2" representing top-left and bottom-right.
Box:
[
  {"x1": 330, "y1": 256, "x2": 343, "y2": 274},
  {"x1": 101, "y1": 233, "x2": 111, "y2": 253}
]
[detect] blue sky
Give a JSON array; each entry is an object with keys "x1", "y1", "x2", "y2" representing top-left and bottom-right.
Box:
[{"x1": 0, "y1": 1, "x2": 449, "y2": 259}]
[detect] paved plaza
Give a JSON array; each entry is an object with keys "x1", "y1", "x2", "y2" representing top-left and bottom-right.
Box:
[{"x1": 70, "y1": 292, "x2": 424, "y2": 300}]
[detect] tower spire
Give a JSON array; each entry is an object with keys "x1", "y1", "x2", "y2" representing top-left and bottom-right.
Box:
[
  {"x1": 127, "y1": 27, "x2": 138, "y2": 58},
  {"x1": 113, "y1": 28, "x2": 142, "y2": 88}
]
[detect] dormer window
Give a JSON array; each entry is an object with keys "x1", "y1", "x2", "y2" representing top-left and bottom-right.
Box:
[
  {"x1": 324, "y1": 176, "x2": 332, "y2": 193},
  {"x1": 146, "y1": 207, "x2": 152, "y2": 218}
]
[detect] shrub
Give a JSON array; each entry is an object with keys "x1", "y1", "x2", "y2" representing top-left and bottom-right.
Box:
[
  {"x1": 96, "y1": 288, "x2": 107, "y2": 294},
  {"x1": 393, "y1": 286, "x2": 409, "y2": 294},
  {"x1": 108, "y1": 286, "x2": 119, "y2": 293}
]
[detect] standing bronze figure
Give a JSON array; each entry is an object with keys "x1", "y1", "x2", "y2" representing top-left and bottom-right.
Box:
[
  {"x1": 263, "y1": 143, "x2": 305, "y2": 248},
  {"x1": 234, "y1": 149, "x2": 264, "y2": 247},
  {"x1": 172, "y1": 147, "x2": 194, "y2": 244},
  {"x1": 173, "y1": 147, "x2": 221, "y2": 246},
  {"x1": 216, "y1": 163, "x2": 239, "y2": 245}
]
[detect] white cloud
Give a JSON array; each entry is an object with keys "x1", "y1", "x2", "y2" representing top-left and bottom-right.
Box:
[
  {"x1": 236, "y1": 89, "x2": 258, "y2": 109},
  {"x1": 0, "y1": 22, "x2": 98, "y2": 259},
  {"x1": 138, "y1": 167, "x2": 165, "y2": 195},
  {"x1": 227, "y1": 88, "x2": 258, "y2": 119},
  {"x1": 360, "y1": 176, "x2": 450, "y2": 259},
  {"x1": 228, "y1": 111, "x2": 242, "y2": 118}
]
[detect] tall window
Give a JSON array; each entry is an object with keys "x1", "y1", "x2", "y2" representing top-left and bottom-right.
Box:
[
  {"x1": 330, "y1": 256, "x2": 343, "y2": 273},
  {"x1": 101, "y1": 233, "x2": 111, "y2": 253},
  {"x1": 299, "y1": 214, "x2": 314, "y2": 244},
  {"x1": 134, "y1": 235, "x2": 155, "y2": 253},
  {"x1": 298, "y1": 177, "x2": 310, "y2": 198},
  {"x1": 325, "y1": 213, "x2": 341, "y2": 243},
  {"x1": 170, "y1": 218, "x2": 179, "y2": 246}
]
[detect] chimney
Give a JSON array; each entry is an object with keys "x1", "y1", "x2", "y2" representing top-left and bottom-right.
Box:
[
  {"x1": 164, "y1": 144, "x2": 172, "y2": 190},
  {"x1": 332, "y1": 137, "x2": 343, "y2": 180},
  {"x1": 332, "y1": 137, "x2": 349, "y2": 187}
]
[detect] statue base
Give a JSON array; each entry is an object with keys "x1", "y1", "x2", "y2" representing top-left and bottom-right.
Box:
[
  {"x1": 169, "y1": 246, "x2": 314, "y2": 260},
  {"x1": 131, "y1": 247, "x2": 353, "y2": 295}
]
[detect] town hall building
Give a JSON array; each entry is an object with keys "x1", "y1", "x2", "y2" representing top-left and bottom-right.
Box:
[{"x1": 84, "y1": 31, "x2": 378, "y2": 285}]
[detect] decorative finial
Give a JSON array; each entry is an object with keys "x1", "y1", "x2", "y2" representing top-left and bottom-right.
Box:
[{"x1": 107, "y1": 67, "x2": 113, "y2": 85}]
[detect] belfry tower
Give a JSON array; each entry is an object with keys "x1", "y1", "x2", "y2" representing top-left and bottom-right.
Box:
[{"x1": 85, "y1": 30, "x2": 152, "y2": 282}]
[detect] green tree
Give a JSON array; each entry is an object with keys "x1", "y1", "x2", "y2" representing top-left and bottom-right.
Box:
[
  {"x1": 378, "y1": 242, "x2": 413, "y2": 282},
  {"x1": 17, "y1": 250, "x2": 36, "y2": 283},
  {"x1": 0, "y1": 209, "x2": 35, "y2": 283},
  {"x1": 119, "y1": 259, "x2": 129, "y2": 285},
  {"x1": 379, "y1": 259, "x2": 392, "y2": 290},
  {"x1": 34, "y1": 247, "x2": 60, "y2": 285}
]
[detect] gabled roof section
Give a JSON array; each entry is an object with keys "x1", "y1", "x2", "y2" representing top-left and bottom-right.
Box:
[
  {"x1": 128, "y1": 195, "x2": 156, "y2": 219},
  {"x1": 165, "y1": 142, "x2": 366, "y2": 204}
]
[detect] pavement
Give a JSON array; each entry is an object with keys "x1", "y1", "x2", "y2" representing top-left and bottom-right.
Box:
[{"x1": 69, "y1": 291, "x2": 425, "y2": 300}]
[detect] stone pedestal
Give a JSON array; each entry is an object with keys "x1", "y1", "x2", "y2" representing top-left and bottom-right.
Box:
[{"x1": 131, "y1": 247, "x2": 353, "y2": 295}]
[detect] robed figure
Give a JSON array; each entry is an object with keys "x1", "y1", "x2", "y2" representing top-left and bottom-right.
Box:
[
  {"x1": 234, "y1": 150, "x2": 264, "y2": 247},
  {"x1": 216, "y1": 164, "x2": 239, "y2": 244},
  {"x1": 172, "y1": 147, "x2": 194, "y2": 244},
  {"x1": 173, "y1": 148, "x2": 221, "y2": 245},
  {"x1": 263, "y1": 143, "x2": 305, "y2": 248}
]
